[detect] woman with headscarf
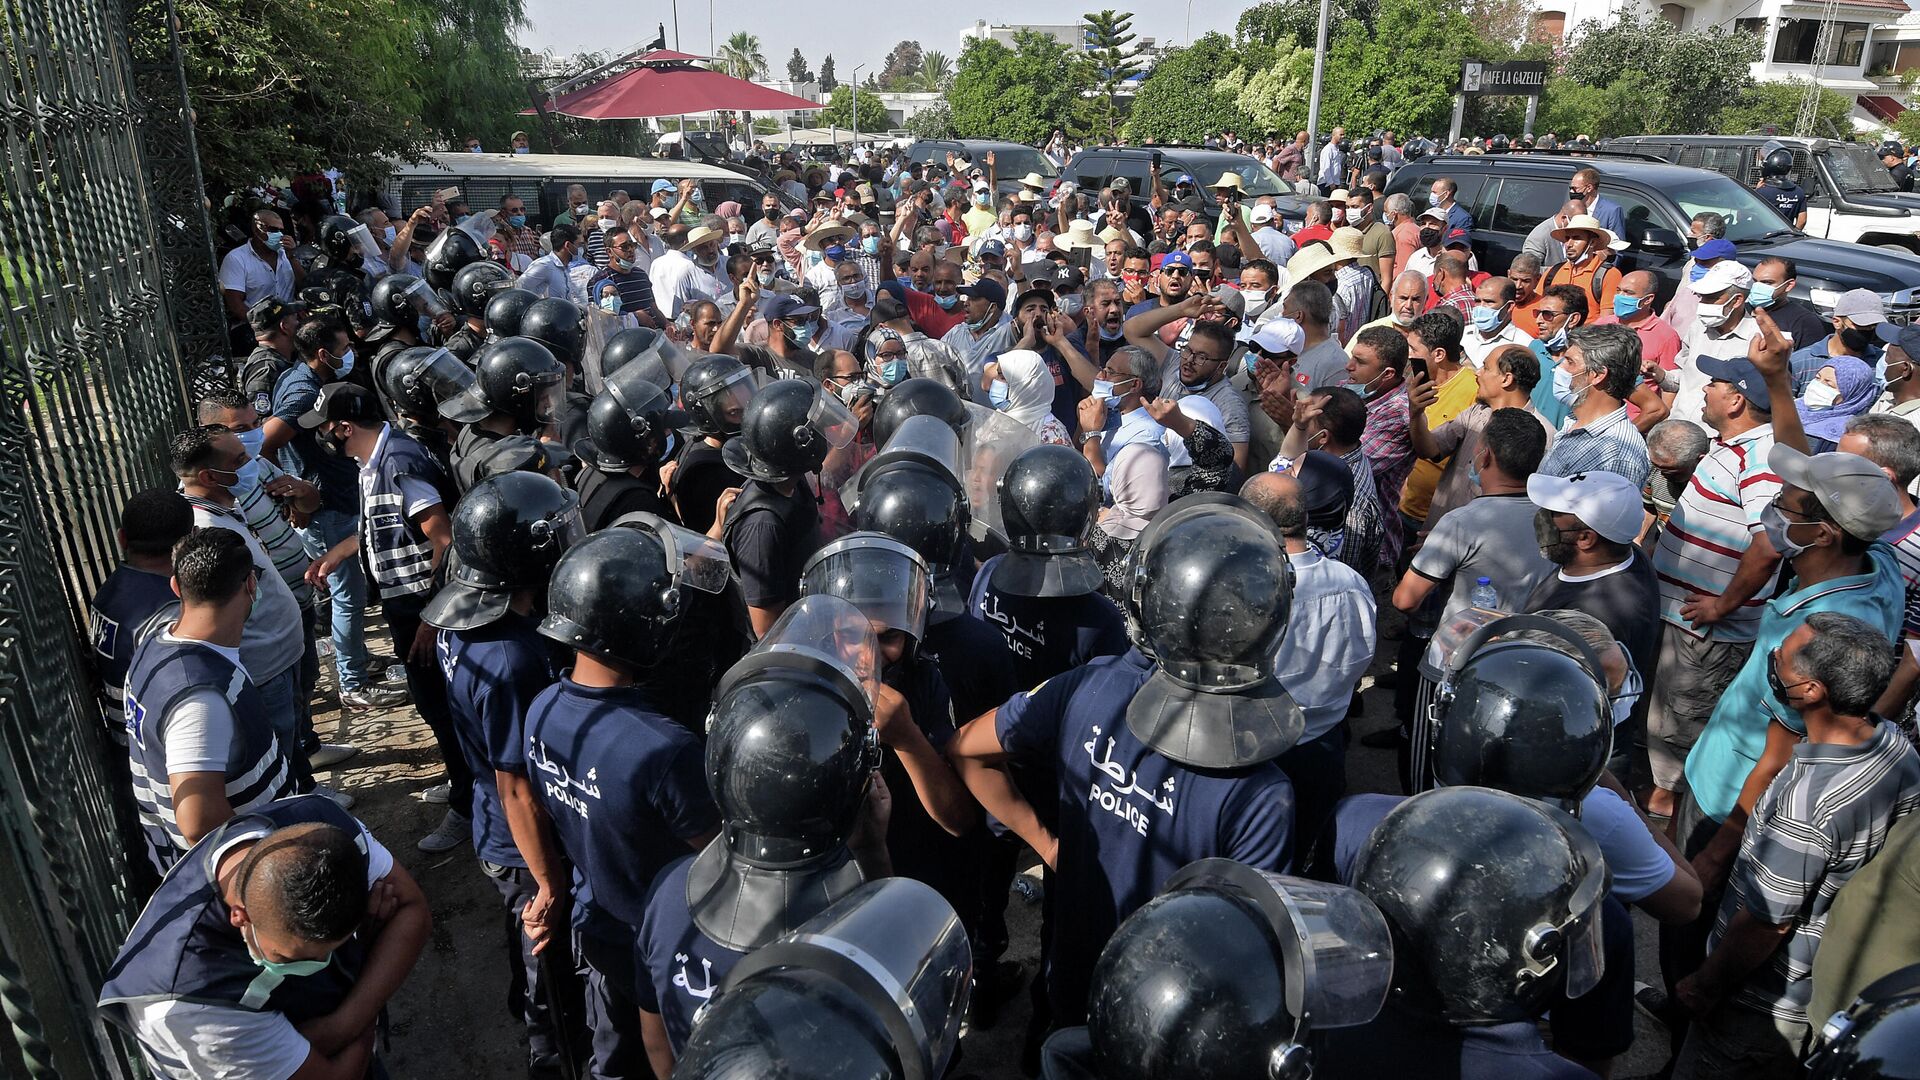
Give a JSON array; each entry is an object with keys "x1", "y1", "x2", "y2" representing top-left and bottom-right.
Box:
[
  {"x1": 986, "y1": 349, "x2": 1073, "y2": 447},
  {"x1": 1798, "y1": 354, "x2": 1880, "y2": 453}
]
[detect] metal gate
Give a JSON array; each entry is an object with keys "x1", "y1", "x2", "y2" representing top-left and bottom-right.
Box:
[{"x1": 0, "y1": 0, "x2": 218, "y2": 1074}]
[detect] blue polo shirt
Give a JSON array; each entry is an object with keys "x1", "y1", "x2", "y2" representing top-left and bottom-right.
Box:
[
  {"x1": 524, "y1": 675, "x2": 718, "y2": 932},
  {"x1": 995, "y1": 648, "x2": 1295, "y2": 1023},
  {"x1": 1686, "y1": 544, "x2": 1905, "y2": 824},
  {"x1": 635, "y1": 855, "x2": 742, "y2": 1053},
  {"x1": 438, "y1": 614, "x2": 564, "y2": 866}
]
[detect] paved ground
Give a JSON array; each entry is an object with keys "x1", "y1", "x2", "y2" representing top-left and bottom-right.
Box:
[{"x1": 327, "y1": 608, "x2": 1675, "y2": 1079}]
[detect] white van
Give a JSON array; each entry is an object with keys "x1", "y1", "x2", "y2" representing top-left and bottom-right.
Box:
[{"x1": 383, "y1": 152, "x2": 793, "y2": 226}]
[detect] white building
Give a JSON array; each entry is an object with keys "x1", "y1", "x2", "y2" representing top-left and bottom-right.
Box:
[{"x1": 1530, "y1": 0, "x2": 1915, "y2": 130}]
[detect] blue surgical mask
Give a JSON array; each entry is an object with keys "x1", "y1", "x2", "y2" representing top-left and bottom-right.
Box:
[
  {"x1": 508, "y1": 214, "x2": 527, "y2": 228},
  {"x1": 989, "y1": 379, "x2": 1011, "y2": 408},
  {"x1": 244, "y1": 923, "x2": 333, "y2": 979},
  {"x1": 1613, "y1": 293, "x2": 1644, "y2": 319},
  {"x1": 1470, "y1": 304, "x2": 1504, "y2": 335},
  {"x1": 599, "y1": 294, "x2": 623, "y2": 314},
  {"x1": 263, "y1": 230, "x2": 283, "y2": 250},
  {"x1": 1747, "y1": 281, "x2": 1777, "y2": 309},
  {"x1": 1551, "y1": 365, "x2": 1589, "y2": 407},
  {"x1": 333, "y1": 348, "x2": 356, "y2": 377},
  {"x1": 935, "y1": 293, "x2": 960, "y2": 311}
]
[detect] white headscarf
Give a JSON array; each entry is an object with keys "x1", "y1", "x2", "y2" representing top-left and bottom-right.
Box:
[{"x1": 997, "y1": 349, "x2": 1055, "y2": 431}]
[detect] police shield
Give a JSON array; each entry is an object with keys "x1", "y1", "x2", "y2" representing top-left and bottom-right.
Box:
[
  {"x1": 678, "y1": 878, "x2": 973, "y2": 1080},
  {"x1": 961, "y1": 401, "x2": 1041, "y2": 543}
]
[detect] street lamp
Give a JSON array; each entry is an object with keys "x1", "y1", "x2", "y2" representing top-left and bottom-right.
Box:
[{"x1": 851, "y1": 64, "x2": 866, "y2": 152}]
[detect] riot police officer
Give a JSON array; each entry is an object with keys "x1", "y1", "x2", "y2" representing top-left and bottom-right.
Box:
[
  {"x1": 1315, "y1": 786, "x2": 1609, "y2": 1080},
  {"x1": 948, "y1": 494, "x2": 1302, "y2": 1026},
  {"x1": 674, "y1": 879, "x2": 972, "y2": 1080},
  {"x1": 969, "y1": 443, "x2": 1130, "y2": 690},
  {"x1": 1041, "y1": 859, "x2": 1394, "y2": 1080},
  {"x1": 574, "y1": 332, "x2": 685, "y2": 531},
  {"x1": 440, "y1": 336, "x2": 569, "y2": 493},
  {"x1": 635, "y1": 594, "x2": 889, "y2": 1072},
  {"x1": 1756, "y1": 146, "x2": 1809, "y2": 230},
  {"x1": 668, "y1": 353, "x2": 755, "y2": 534},
  {"x1": 721, "y1": 379, "x2": 854, "y2": 635},
  {"x1": 524, "y1": 526, "x2": 722, "y2": 1080},
  {"x1": 1806, "y1": 964, "x2": 1920, "y2": 1080},
  {"x1": 423, "y1": 472, "x2": 581, "y2": 1077}
]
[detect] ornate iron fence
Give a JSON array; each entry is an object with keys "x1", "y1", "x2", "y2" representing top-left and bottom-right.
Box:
[{"x1": 0, "y1": 0, "x2": 214, "y2": 1074}]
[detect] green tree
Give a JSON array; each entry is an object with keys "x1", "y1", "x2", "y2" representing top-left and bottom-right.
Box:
[
  {"x1": 1124, "y1": 32, "x2": 1254, "y2": 143},
  {"x1": 1713, "y1": 80, "x2": 1855, "y2": 137},
  {"x1": 787, "y1": 48, "x2": 813, "y2": 83},
  {"x1": 905, "y1": 102, "x2": 957, "y2": 139},
  {"x1": 819, "y1": 54, "x2": 837, "y2": 91},
  {"x1": 818, "y1": 85, "x2": 890, "y2": 132},
  {"x1": 1560, "y1": 13, "x2": 1760, "y2": 132},
  {"x1": 880, "y1": 40, "x2": 925, "y2": 89},
  {"x1": 718, "y1": 32, "x2": 768, "y2": 80},
  {"x1": 949, "y1": 33, "x2": 1093, "y2": 143},
  {"x1": 1084, "y1": 10, "x2": 1144, "y2": 141},
  {"x1": 1317, "y1": 0, "x2": 1495, "y2": 137}
]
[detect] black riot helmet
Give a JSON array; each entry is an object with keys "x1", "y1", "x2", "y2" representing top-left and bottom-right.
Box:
[
  {"x1": 1354, "y1": 786, "x2": 1610, "y2": 1026},
  {"x1": 678, "y1": 879, "x2": 973, "y2": 1080},
  {"x1": 441, "y1": 336, "x2": 566, "y2": 428},
  {"x1": 995, "y1": 443, "x2": 1104, "y2": 598},
  {"x1": 520, "y1": 297, "x2": 585, "y2": 366},
  {"x1": 1071, "y1": 861, "x2": 1394, "y2": 1080},
  {"x1": 722, "y1": 379, "x2": 858, "y2": 484},
  {"x1": 1807, "y1": 964, "x2": 1920, "y2": 1080},
  {"x1": 423, "y1": 472, "x2": 584, "y2": 631},
  {"x1": 1122, "y1": 494, "x2": 1303, "y2": 770},
  {"x1": 450, "y1": 260, "x2": 515, "y2": 318},
  {"x1": 1763, "y1": 147, "x2": 1796, "y2": 178},
  {"x1": 318, "y1": 214, "x2": 362, "y2": 263},
  {"x1": 383, "y1": 346, "x2": 477, "y2": 421},
  {"x1": 538, "y1": 526, "x2": 685, "y2": 670},
  {"x1": 579, "y1": 362, "x2": 685, "y2": 473},
  {"x1": 1428, "y1": 614, "x2": 1611, "y2": 807},
  {"x1": 484, "y1": 287, "x2": 539, "y2": 338},
  {"x1": 871, "y1": 377, "x2": 968, "y2": 449},
  {"x1": 424, "y1": 221, "x2": 486, "y2": 290},
  {"x1": 680, "y1": 354, "x2": 757, "y2": 438},
  {"x1": 599, "y1": 326, "x2": 683, "y2": 390}
]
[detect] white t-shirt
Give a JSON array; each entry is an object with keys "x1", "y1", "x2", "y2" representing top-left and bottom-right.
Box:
[{"x1": 126, "y1": 815, "x2": 395, "y2": 1080}]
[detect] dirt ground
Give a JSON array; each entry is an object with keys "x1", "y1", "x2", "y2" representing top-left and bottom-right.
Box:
[{"x1": 327, "y1": 614, "x2": 1674, "y2": 1079}]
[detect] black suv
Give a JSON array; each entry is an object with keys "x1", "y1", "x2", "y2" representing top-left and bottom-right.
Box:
[
  {"x1": 903, "y1": 139, "x2": 1058, "y2": 198},
  {"x1": 1058, "y1": 145, "x2": 1322, "y2": 227},
  {"x1": 1385, "y1": 152, "x2": 1920, "y2": 318}
]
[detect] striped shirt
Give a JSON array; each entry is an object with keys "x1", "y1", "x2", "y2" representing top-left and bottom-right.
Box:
[
  {"x1": 1654, "y1": 424, "x2": 1781, "y2": 642},
  {"x1": 1539, "y1": 405, "x2": 1650, "y2": 489},
  {"x1": 228, "y1": 459, "x2": 314, "y2": 608},
  {"x1": 1716, "y1": 722, "x2": 1920, "y2": 1022},
  {"x1": 1883, "y1": 506, "x2": 1920, "y2": 639}
]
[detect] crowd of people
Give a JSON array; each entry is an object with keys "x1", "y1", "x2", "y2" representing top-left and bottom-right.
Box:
[{"x1": 89, "y1": 134, "x2": 1920, "y2": 1080}]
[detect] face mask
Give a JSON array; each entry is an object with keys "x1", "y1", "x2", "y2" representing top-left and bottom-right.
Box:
[
  {"x1": 787, "y1": 322, "x2": 814, "y2": 348},
  {"x1": 1613, "y1": 294, "x2": 1644, "y2": 319},
  {"x1": 1804, "y1": 379, "x2": 1841, "y2": 408},
  {"x1": 263, "y1": 230, "x2": 283, "y2": 250},
  {"x1": 1551, "y1": 364, "x2": 1589, "y2": 407},
  {"x1": 599, "y1": 294, "x2": 623, "y2": 314},
  {"x1": 1418, "y1": 227, "x2": 1442, "y2": 249},
  {"x1": 513, "y1": 146, "x2": 530, "y2": 155},
  {"x1": 381, "y1": 224, "x2": 397, "y2": 246},
  {"x1": 1747, "y1": 282, "x2": 1778, "y2": 309},
  {"x1": 1012, "y1": 224, "x2": 1035, "y2": 244},
  {"x1": 245, "y1": 923, "x2": 333, "y2": 979},
  {"x1": 507, "y1": 214, "x2": 527, "y2": 228},
  {"x1": 332, "y1": 348, "x2": 355, "y2": 377},
  {"x1": 935, "y1": 293, "x2": 960, "y2": 311},
  {"x1": 989, "y1": 379, "x2": 1011, "y2": 409},
  {"x1": 1760, "y1": 502, "x2": 1820, "y2": 560},
  {"x1": 1688, "y1": 261, "x2": 1710, "y2": 283},
  {"x1": 1470, "y1": 304, "x2": 1506, "y2": 335},
  {"x1": 1696, "y1": 302, "x2": 1729, "y2": 325}
]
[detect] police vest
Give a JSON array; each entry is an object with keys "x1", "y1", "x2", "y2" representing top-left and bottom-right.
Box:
[
  {"x1": 124, "y1": 633, "x2": 295, "y2": 870},
  {"x1": 577, "y1": 467, "x2": 667, "y2": 533},
  {"x1": 360, "y1": 429, "x2": 454, "y2": 599},
  {"x1": 98, "y1": 796, "x2": 369, "y2": 1041}
]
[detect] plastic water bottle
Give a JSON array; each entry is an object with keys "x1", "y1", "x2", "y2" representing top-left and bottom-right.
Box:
[{"x1": 1470, "y1": 576, "x2": 1500, "y2": 610}]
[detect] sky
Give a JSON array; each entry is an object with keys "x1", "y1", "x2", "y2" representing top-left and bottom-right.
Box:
[{"x1": 518, "y1": 1, "x2": 1250, "y2": 77}]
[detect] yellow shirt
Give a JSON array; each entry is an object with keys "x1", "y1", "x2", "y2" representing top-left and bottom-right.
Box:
[{"x1": 1399, "y1": 366, "x2": 1477, "y2": 522}]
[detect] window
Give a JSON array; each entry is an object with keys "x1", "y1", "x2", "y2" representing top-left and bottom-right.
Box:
[
  {"x1": 1477, "y1": 177, "x2": 1567, "y2": 236},
  {"x1": 1773, "y1": 19, "x2": 1871, "y2": 67}
]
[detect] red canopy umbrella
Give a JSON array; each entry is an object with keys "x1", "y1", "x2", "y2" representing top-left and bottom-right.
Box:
[{"x1": 532, "y1": 50, "x2": 825, "y2": 120}]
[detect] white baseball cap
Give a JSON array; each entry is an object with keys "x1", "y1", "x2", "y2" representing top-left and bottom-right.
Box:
[{"x1": 1527, "y1": 471, "x2": 1644, "y2": 544}]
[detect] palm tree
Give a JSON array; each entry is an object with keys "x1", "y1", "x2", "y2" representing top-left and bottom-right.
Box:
[
  {"x1": 718, "y1": 32, "x2": 768, "y2": 81},
  {"x1": 916, "y1": 51, "x2": 953, "y2": 92}
]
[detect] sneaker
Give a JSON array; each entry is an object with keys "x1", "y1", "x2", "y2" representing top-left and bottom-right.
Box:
[
  {"x1": 417, "y1": 781, "x2": 451, "y2": 804},
  {"x1": 417, "y1": 810, "x2": 471, "y2": 854},
  {"x1": 314, "y1": 784, "x2": 355, "y2": 810},
  {"x1": 306, "y1": 743, "x2": 360, "y2": 769},
  {"x1": 341, "y1": 685, "x2": 410, "y2": 710}
]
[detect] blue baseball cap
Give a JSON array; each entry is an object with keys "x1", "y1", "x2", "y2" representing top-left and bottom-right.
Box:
[
  {"x1": 1696, "y1": 353, "x2": 1771, "y2": 412},
  {"x1": 1161, "y1": 251, "x2": 1196, "y2": 270},
  {"x1": 1692, "y1": 238, "x2": 1737, "y2": 262},
  {"x1": 649, "y1": 178, "x2": 675, "y2": 195},
  {"x1": 762, "y1": 294, "x2": 819, "y2": 321}
]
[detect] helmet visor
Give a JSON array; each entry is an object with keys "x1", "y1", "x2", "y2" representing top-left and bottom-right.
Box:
[
  {"x1": 808, "y1": 385, "x2": 859, "y2": 449},
  {"x1": 414, "y1": 347, "x2": 478, "y2": 409},
  {"x1": 801, "y1": 534, "x2": 932, "y2": 641},
  {"x1": 405, "y1": 277, "x2": 454, "y2": 318},
  {"x1": 754, "y1": 594, "x2": 882, "y2": 706}
]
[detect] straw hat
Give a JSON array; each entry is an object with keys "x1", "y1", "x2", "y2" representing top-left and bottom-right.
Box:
[
  {"x1": 1550, "y1": 213, "x2": 1620, "y2": 251},
  {"x1": 801, "y1": 222, "x2": 855, "y2": 252},
  {"x1": 1053, "y1": 219, "x2": 1103, "y2": 251}
]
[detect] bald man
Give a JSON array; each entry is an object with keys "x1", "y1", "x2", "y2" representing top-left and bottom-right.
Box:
[{"x1": 101, "y1": 796, "x2": 430, "y2": 1080}]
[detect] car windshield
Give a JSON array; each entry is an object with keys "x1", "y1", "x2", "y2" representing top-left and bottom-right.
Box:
[
  {"x1": 1827, "y1": 142, "x2": 1900, "y2": 194},
  {"x1": 1668, "y1": 174, "x2": 1803, "y2": 241},
  {"x1": 1187, "y1": 156, "x2": 1288, "y2": 197},
  {"x1": 988, "y1": 147, "x2": 1058, "y2": 179}
]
